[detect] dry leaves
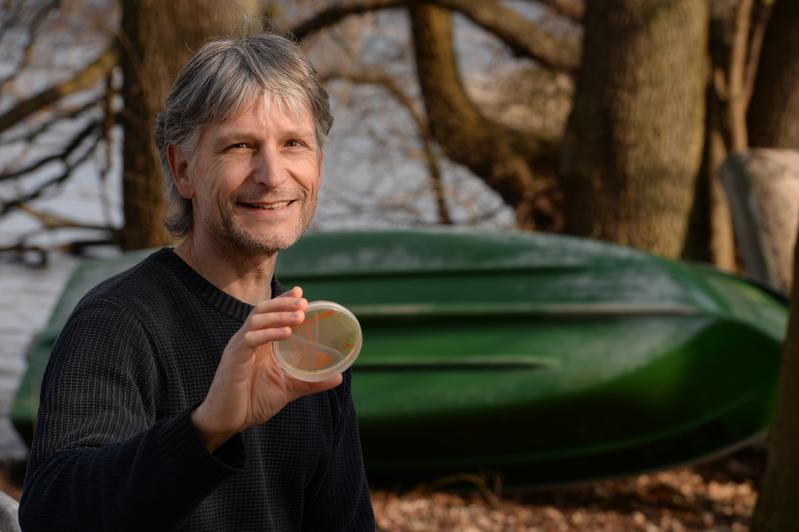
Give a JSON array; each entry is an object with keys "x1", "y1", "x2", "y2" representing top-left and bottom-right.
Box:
[{"x1": 371, "y1": 447, "x2": 763, "y2": 531}]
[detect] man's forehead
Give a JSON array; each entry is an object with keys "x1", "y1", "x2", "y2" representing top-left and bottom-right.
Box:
[{"x1": 220, "y1": 91, "x2": 313, "y2": 129}]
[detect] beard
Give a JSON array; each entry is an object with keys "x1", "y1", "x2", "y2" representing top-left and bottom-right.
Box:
[{"x1": 207, "y1": 191, "x2": 317, "y2": 257}]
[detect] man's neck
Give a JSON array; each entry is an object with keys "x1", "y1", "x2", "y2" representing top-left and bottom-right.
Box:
[{"x1": 174, "y1": 235, "x2": 277, "y2": 306}]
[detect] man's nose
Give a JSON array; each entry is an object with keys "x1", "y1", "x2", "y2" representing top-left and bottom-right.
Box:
[{"x1": 251, "y1": 147, "x2": 287, "y2": 188}]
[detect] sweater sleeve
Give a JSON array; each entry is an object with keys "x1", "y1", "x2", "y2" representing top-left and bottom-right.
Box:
[
  {"x1": 303, "y1": 371, "x2": 375, "y2": 530},
  {"x1": 19, "y1": 299, "x2": 244, "y2": 532}
]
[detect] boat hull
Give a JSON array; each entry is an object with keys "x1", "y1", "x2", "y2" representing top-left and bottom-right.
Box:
[{"x1": 12, "y1": 229, "x2": 787, "y2": 484}]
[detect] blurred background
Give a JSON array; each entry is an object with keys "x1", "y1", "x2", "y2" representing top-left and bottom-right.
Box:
[{"x1": 2, "y1": 0, "x2": 799, "y2": 530}]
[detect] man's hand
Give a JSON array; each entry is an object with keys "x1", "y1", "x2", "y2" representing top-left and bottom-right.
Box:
[{"x1": 191, "y1": 286, "x2": 343, "y2": 451}]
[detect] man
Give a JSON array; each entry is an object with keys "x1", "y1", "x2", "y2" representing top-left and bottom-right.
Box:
[{"x1": 19, "y1": 33, "x2": 375, "y2": 531}]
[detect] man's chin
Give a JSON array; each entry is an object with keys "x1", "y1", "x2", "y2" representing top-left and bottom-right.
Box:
[
  {"x1": 226, "y1": 231, "x2": 303, "y2": 257},
  {"x1": 216, "y1": 214, "x2": 312, "y2": 257}
]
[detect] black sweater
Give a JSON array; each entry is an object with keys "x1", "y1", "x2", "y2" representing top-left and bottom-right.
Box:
[{"x1": 19, "y1": 248, "x2": 375, "y2": 531}]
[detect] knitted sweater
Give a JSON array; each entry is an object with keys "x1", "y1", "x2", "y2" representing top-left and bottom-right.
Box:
[{"x1": 18, "y1": 248, "x2": 375, "y2": 531}]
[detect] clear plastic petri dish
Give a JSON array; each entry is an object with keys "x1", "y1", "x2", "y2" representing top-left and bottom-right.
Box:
[{"x1": 272, "y1": 300, "x2": 363, "y2": 382}]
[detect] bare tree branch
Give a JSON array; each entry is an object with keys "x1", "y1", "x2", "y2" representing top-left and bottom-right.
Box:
[
  {"x1": 0, "y1": 97, "x2": 102, "y2": 145},
  {"x1": 0, "y1": 45, "x2": 117, "y2": 135},
  {"x1": 409, "y1": 3, "x2": 559, "y2": 225},
  {"x1": 535, "y1": 0, "x2": 584, "y2": 23},
  {"x1": 431, "y1": 0, "x2": 578, "y2": 71},
  {"x1": 16, "y1": 204, "x2": 111, "y2": 232},
  {"x1": 0, "y1": 120, "x2": 99, "y2": 182},
  {"x1": 728, "y1": 0, "x2": 755, "y2": 151},
  {"x1": 290, "y1": 0, "x2": 578, "y2": 72},
  {"x1": 323, "y1": 68, "x2": 452, "y2": 223},
  {"x1": 0, "y1": 1, "x2": 60, "y2": 90},
  {"x1": 290, "y1": 0, "x2": 407, "y2": 40},
  {"x1": 1, "y1": 124, "x2": 101, "y2": 215},
  {"x1": 743, "y1": 0, "x2": 771, "y2": 107}
]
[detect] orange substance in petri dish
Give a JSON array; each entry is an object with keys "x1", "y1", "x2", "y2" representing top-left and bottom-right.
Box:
[{"x1": 316, "y1": 351, "x2": 333, "y2": 367}]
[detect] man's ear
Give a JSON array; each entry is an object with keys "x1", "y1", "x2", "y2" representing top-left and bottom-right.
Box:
[{"x1": 167, "y1": 144, "x2": 193, "y2": 199}]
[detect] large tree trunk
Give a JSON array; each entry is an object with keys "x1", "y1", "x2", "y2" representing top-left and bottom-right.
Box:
[
  {"x1": 118, "y1": 0, "x2": 258, "y2": 250},
  {"x1": 560, "y1": 0, "x2": 708, "y2": 258},
  {"x1": 747, "y1": 0, "x2": 799, "y2": 149},
  {"x1": 746, "y1": 3, "x2": 799, "y2": 526},
  {"x1": 751, "y1": 226, "x2": 799, "y2": 531}
]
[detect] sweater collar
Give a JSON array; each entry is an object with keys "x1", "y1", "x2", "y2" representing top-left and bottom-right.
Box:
[{"x1": 152, "y1": 247, "x2": 286, "y2": 321}]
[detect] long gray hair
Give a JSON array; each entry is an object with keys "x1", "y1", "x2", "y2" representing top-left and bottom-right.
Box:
[{"x1": 155, "y1": 33, "x2": 333, "y2": 237}]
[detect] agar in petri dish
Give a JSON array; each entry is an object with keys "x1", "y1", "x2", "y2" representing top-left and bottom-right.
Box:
[{"x1": 272, "y1": 300, "x2": 363, "y2": 382}]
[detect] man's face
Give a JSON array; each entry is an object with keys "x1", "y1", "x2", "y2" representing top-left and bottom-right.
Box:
[{"x1": 176, "y1": 93, "x2": 322, "y2": 256}]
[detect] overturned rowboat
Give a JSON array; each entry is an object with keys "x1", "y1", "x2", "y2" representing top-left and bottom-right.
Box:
[{"x1": 12, "y1": 228, "x2": 788, "y2": 484}]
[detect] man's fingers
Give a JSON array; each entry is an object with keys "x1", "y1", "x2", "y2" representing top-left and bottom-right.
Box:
[
  {"x1": 244, "y1": 327, "x2": 292, "y2": 346},
  {"x1": 277, "y1": 286, "x2": 302, "y2": 297},
  {"x1": 277, "y1": 286, "x2": 303, "y2": 299},
  {"x1": 252, "y1": 294, "x2": 307, "y2": 314},
  {"x1": 248, "y1": 310, "x2": 304, "y2": 330}
]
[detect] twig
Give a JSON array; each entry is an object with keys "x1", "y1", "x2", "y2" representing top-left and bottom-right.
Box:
[
  {"x1": 323, "y1": 68, "x2": 452, "y2": 224},
  {"x1": 0, "y1": 1, "x2": 59, "y2": 91},
  {"x1": 0, "y1": 44, "x2": 117, "y2": 135},
  {"x1": 0, "y1": 126, "x2": 102, "y2": 215},
  {"x1": 0, "y1": 97, "x2": 103, "y2": 145},
  {"x1": 415, "y1": 472, "x2": 502, "y2": 509},
  {"x1": 0, "y1": 120, "x2": 99, "y2": 182}
]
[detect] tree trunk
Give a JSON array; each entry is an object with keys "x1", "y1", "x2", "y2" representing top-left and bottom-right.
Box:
[
  {"x1": 682, "y1": 109, "x2": 736, "y2": 270},
  {"x1": 560, "y1": 0, "x2": 708, "y2": 258},
  {"x1": 683, "y1": 1, "x2": 741, "y2": 269},
  {"x1": 747, "y1": 0, "x2": 799, "y2": 149},
  {"x1": 751, "y1": 225, "x2": 799, "y2": 531},
  {"x1": 118, "y1": 0, "x2": 258, "y2": 250}
]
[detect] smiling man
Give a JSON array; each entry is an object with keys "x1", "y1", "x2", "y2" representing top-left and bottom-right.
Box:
[{"x1": 19, "y1": 34, "x2": 375, "y2": 531}]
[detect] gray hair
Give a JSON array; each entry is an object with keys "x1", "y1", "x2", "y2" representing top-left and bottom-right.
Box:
[{"x1": 155, "y1": 33, "x2": 333, "y2": 237}]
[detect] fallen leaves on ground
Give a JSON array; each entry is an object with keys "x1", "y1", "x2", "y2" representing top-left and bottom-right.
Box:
[{"x1": 371, "y1": 446, "x2": 763, "y2": 531}]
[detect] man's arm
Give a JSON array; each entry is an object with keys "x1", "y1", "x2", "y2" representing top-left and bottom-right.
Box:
[{"x1": 19, "y1": 299, "x2": 243, "y2": 532}]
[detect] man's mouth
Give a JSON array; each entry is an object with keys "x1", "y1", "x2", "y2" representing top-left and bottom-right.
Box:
[{"x1": 238, "y1": 200, "x2": 295, "y2": 210}]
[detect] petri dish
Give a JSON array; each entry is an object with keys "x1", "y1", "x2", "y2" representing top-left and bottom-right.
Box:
[{"x1": 272, "y1": 300, "x2": 363, "y2": 382}]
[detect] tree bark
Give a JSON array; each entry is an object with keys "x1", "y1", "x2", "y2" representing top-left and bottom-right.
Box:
[
  {"x1": 747, "y1": 0, "x2": 799, "y2": 149},
  {"x1": 682, "y1": 0, "x2": 745, "y2": 269},
  {"x1": 751, "y1": 226, "x2": 799, "y2": 531},
  {"x1": 560, "y1": 0, "x2": 708, "y2": 258},
  {"x1": 118, "y1": 0, "x2": 258, "y2": 250},
  {"x1": 682, "y1": 107, "x2": 736, "y2": 270}
]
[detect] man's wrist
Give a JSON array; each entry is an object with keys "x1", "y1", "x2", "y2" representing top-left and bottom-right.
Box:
[{"x1": 191, "y1": 404, "x2": 235, "y2": 453}]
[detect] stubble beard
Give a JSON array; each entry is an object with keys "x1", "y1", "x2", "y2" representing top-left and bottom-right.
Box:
[{"x1": 210, "y1": 195, "x2": 316, "y2": 257}]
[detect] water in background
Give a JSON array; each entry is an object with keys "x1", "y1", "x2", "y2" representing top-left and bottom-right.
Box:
[{"x1": 0, "y1": 253, "x2": 78, "y2": 460}]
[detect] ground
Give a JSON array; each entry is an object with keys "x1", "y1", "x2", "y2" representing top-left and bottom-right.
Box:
[
  {"x1": 370, "y1": 446, "x2": 763, "y2": 531},
  {"x1": 0, "y1": 446, "x2": 763, "y2": 531}
]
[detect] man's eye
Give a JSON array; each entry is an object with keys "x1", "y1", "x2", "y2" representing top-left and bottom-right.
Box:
[
  {"x1": 285, "y1": 139, "x2": 305, "y2": 148},
  {"x1": 229, "y1": 143, "x2": 250, "y2": 150}
]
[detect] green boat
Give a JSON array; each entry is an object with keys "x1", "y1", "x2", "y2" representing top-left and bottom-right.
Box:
[{"x1": 12, "y1": 228, "x2": 788, "y2": 484}]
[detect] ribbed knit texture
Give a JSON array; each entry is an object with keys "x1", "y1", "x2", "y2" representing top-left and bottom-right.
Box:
[{"x1": 19, "y1": 248, "x2": 375, "y2": 531}]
